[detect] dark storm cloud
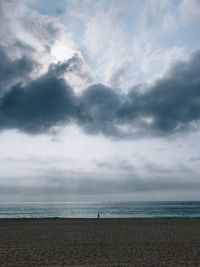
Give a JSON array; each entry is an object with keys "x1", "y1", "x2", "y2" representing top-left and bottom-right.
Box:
[
  {"x1": 139, "y1": 49, "x2": 200, "y2": 134},
  {"x1": 0, "y1": 54, "x2": 84, "y2": 133},
  {"x1": 0, "y1": 73, "x2": 75, "y2": 134},
  {"x1": 78, "y1": 84, "x2": 122, "y2": 136},
  {"x1": 0, "y1": 49, "x2": 200, "y2": 137},
  {"x1": 0, "y1": 48, "x2": 35, "y2": 93}
]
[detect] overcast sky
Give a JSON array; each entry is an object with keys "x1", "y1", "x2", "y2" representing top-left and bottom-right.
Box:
[{"x1": 0, "y1": 0, "x2": 200, "y2": 202}]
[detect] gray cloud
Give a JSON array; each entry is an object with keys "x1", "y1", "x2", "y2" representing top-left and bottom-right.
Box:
[
  {"x1": 189, "y1": 156, "x2": 200, "y2": 162},
  {"x1": 0, "y1": 0, "x2": 67, "y2": 55},
  {"x1": 0, "y1": 47, "x2": 35, "y2": 94},
  {"x1": 0, "y1": 49, "x2": 200, "y2": 137},
  {"x1": 95, "y1": 158, "x2": 136, "y2": 173},
  {"x1": 1, "y1": 171, "x2": 200, "y2": 198},
  {"x1": 0, "y1": 72, "x2": 75, "y2": 134}
]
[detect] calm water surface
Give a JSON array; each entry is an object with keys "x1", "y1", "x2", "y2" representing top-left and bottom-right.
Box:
[{"x1": 1, "y1": 201, "x2": 200, "y2": 218}]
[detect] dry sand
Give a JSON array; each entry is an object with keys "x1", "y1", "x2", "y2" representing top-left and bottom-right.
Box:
[{"x1": 0, "y1": 218, "x2": 200, "y2": 266}]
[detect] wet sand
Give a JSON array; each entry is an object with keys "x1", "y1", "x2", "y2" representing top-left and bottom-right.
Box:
[{"x1": 0, "y1": 218, "x2": 200, "y2": 266}]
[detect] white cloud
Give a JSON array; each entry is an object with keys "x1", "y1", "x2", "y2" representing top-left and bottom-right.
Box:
[
  {"x1": 163, "y1": 14, "x2": 178, "y2": 32},
  {"x1": 67, "y1": 0, "x2": 191, "y2": 89},
  {"x1": 180, "y1": 0, "x2": 200, "y2": 22},
  {"x1": 0, "y1": 0, "x2": 92, "y2": 92},
  {"x1": 82, "y1": 8, "x2": 132, "y2": 89},
  {"x1": 2, "y1": 0, "x2": 195, "y2": 92}
]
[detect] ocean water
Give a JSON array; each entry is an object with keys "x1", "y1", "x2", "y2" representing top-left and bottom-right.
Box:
[{"x1": 1, "y1": 201, "x2": 200, "y2": 218}]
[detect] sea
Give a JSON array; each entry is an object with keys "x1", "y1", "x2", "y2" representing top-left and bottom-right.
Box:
[{"x1": 0, "y1": 201, "x2": 200, "y2": 218}]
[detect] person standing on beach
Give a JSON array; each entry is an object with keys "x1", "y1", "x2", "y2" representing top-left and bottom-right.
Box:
[{"x1": 98, "y1": 213, "x2": 100, "y2": 218}]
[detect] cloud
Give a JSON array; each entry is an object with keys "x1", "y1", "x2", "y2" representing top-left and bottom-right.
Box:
[
  {"x1": 0, "y1": 0, "x2": 92, "y2": 92},
  {"x1": 0, "y1": 58, "x2": 76, "y2": 133},
  {"x1": 0, "y1": 49, "x2": 200, "y2": 137},
  {"x1": 95, "y1": 158, "x2": 136, "y2": 173},
  {"x1": 0, "y1": 167, "x2": 200, "y2": 199},
  {"x1": 189, "y1": 156, "x2": 200, "y2": 162},
  {"x1": 163, "y1": 14, "x2": 178, "y2": 32},
  {"x1": 78, "y1": 84, "x2": 122, "y2": 136},
  {"x1": 1, "y1": 0, "x2": 194, "y2": 94},
  {"x1": 0, "y1": 47, "x2": 36, "y2": 94},
  {"x1": 69, "y1": 1, "x2": 134, "y2": 89},
  {"x1": 179, "y1": 0, "x2": 200, "y2": 22}
]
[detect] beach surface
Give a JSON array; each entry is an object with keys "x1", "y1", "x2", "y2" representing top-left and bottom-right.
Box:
[{"x1": 0, "y1": 218, "x2": 200, "y2": 266}]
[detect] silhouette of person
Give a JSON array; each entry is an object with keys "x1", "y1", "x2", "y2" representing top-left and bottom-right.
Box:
[{"x1": 98, "y1": 213, "x2": 100, "y2": 218}]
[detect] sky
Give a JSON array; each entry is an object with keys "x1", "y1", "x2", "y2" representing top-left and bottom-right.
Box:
[{"x1": 0, "y1": 0, "x2": 200, "y2": 202}]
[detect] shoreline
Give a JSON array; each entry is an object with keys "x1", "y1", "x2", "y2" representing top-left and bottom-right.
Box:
[{"x1": 1, "y1": 216, "x2": 200, "y2": 220}]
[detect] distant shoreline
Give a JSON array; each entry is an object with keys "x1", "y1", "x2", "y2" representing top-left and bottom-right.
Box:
[
  {"x1": 1, "y1": 217, "x2": 200, "y2": 220},
  {"x1": 1, "y1": 201, "x2": 200, "y2": 219}
]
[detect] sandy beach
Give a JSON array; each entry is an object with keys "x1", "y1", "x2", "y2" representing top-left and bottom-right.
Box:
[{"x1": 0, "y1": 218, "x2": 200, "y2": 266}]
